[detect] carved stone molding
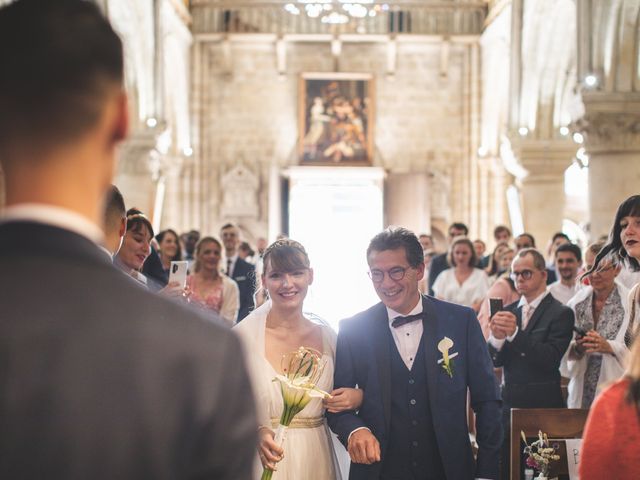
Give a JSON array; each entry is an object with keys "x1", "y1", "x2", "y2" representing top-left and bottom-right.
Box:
[
  {"x1": 507, "y1": 135, "x2": 577, "y2": 183},
  {"x1": 117, "y1": 125, "x2": 184, "y2": 180},
  {"x1": 572, "y1": 92, "x2": 640, "y2": 154},
  {"x1": 219, "y1": 164, "x2": 260, "y2": 219}
]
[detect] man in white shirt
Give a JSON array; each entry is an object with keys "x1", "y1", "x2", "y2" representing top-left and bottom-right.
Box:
[
  {"x1": 328, "y1": 227, "x2": 502, "y2": 480},
  {"x1": 488, "y1": 248, "x2": 574, "y2": 479},
  {"x1": 0, "y1": 2, "x2": 256, "y2": 478},
  {"x1": 220, "y1": 222, "x2": 256, "y2": 320},
  {"x1": 548, "y1": 242, "x2": 583, "y2": 304}
]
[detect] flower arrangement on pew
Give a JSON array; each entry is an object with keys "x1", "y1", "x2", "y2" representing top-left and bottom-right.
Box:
[
  {"x1": 521, "y1": 430, "x2": 561, "y2": 479},
  {"x1": 261, "y1": 347, "x2": 331, "y2": 480}
]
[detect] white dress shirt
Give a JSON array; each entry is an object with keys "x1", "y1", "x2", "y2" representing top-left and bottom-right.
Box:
[
  {"x1": 547, "y1": 280, "x2": 582, "y2": 305},
  {"x1": 224, "y1": 254, "x2": 238, "y2": 277},
  {"x1": 0, "y1": 203, "x2": 104, "y2": 245},
  {"x1": 386, "y1": 298, "x2": 424, "y2": 370},
  {"x1": 488, "y1": 291, "x2": 550, "y2": 351}
]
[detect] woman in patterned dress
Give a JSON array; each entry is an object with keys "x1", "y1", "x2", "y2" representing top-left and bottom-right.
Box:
[{"x1": 560, "y1": 241, "x2": 630, "y2": 408}]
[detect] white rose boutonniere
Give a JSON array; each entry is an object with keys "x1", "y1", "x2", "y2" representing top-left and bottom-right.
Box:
[{"x1": 437, "y1": 336, "x2": 458, "y2": 378}]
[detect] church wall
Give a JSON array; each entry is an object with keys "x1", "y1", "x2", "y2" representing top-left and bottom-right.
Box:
[{"x1": 193, "y1": 37, "x2": 472, "y2": 240}]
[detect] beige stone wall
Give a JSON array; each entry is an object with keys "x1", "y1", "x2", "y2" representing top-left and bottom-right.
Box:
[{"x1": 191, "y1": 36, "x2": 478, "y2": 239}]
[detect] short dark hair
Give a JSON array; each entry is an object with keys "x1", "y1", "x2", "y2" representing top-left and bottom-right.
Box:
[
  {"x1": 589, "y1": 195, "x2": 640, "y2": 274},
  {"x1": 103, "y1": 184, "x2": 125, "y2": 233},
  {"x1": 552, "y1": 232, "x2": 570, "y2": 243},
  {"x1": 516, "y1": 233, "x2": 536, "y2": 248},
  {"x1": 367, "y1": 227, "x2": 424, "y2": 269},
  {"x1": 515, "y1": 248, "x2": 546, "y2": 271},
  {"x1": 0, "y1": 0, "x2": 124, "y2": 156},
  {"x1": 448, "y1": 222, "x2": 469, "y2": 236},
  {"x1": 220, "y1": 223, "x2": 236, "y2": 231},
  {"x1": 555, "y1": 243, "x2": 582, "y2": 263},
  {"x1": 448, "y1": 237, "x2": 477, "y2": 268},
  {"x1": 493, "y1": 225, "x2": 511, "y2": 239}
]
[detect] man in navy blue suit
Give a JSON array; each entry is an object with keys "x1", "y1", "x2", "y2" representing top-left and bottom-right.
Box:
[{"x1": 328, "y1": 227, "x2": 502, "y2": 479}]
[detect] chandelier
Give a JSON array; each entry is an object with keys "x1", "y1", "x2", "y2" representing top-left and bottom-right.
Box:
[{"x1": 284, "y1": 1, "x2": 390, "y2": 24}]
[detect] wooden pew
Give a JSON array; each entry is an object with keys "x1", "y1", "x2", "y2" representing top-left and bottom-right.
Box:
[{"x1": 510, "y1": 408, "x2": 589, "y2": 480}]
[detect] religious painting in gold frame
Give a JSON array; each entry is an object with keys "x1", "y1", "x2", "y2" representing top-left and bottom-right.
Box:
[{"x1": 299, "y1": 73, "x2": 374, "y2": 165}]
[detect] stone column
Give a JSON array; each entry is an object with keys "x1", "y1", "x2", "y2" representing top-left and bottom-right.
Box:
[
  {"x1": 573, "y1": 92, "x2": 640, "y2": 238},
  {"x1": 512, "y1": 138, "x2": 576, "y2": 245},
  {"x1": 114, "y1": 127, "x2": 165, "y2": 216}
]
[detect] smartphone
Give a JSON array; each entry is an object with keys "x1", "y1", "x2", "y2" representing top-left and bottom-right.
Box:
[
  {"x1": 489, "y1": 298, "x2": 503, "y2": 318},
  {"x1": 573, "y1": 325, "x2": 588, "y2": 338},
  {"x1": 169, "y1": 261, "x2": 189, "y2": 289}
]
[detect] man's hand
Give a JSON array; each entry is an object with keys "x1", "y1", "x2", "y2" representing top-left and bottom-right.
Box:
[
  {"x1": 489, "y1": 311, "x2": 517, "y2": 338},
  {"x1": 347, "y1": 429, "x2": 381, "y2": 465},
  {"x1": 324, "y1": 387, "x2": 363, "y2": 413}
]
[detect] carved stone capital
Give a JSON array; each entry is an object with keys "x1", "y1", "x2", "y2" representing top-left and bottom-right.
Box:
[
  {"x1": 507, "y1": 135, "x2": 577, "y2": 183},
  {"x1": 116, "y1": 123, "x2": 183, "y2": 180},
  {"x1": 572, "y1": 92, "x2": 640, "y2": 154}
]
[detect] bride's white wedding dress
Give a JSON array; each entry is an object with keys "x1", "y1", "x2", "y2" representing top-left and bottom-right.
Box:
[{"x1": 234, "y1": 301, "x2": 348, "y2": 480}]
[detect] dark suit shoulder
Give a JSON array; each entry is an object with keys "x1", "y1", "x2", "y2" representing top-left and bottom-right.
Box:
[
  {"x1": 424, "y1": 295, "x2": 476, "y2": 326},
  {"x1": 340, "y1": 302, "x2": 386, "y2": 331}
]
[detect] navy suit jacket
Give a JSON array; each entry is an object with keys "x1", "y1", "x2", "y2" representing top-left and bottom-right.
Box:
[
  {"x1": 232, "y1": 257, "x2": 256, "y2": 321},
  {"x1": 327, "y1": 295, "x2": 503, "y2": 480},
  {"x1": 487, "y1": 294, "x2": 574, "y2": 409},
  {"x1": 0, "y1": 222, "x2": 257, "y2": 479}
]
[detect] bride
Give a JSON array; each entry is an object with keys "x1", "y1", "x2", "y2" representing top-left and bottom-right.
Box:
[{"x1": 234, "y1": 239, "x2": 362, "y2": 479}]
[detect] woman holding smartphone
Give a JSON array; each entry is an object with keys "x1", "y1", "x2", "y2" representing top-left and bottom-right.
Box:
[{"x1": 186, "y1": 236, "x2": 239, "y2": 326}]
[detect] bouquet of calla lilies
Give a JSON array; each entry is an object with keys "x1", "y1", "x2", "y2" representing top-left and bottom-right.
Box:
[{"x1": 261, "y1": 347, "x2": 331, "y2": 480}]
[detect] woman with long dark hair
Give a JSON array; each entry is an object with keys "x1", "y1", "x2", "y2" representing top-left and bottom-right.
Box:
[{"x1": 579, "y1": 195, "x2": 640, "y2": 478}]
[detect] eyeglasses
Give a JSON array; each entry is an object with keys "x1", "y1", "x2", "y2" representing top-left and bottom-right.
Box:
[
  {"x1": 510, "y1": 269, "x2": 536, "y2": 281},
  {"x1": 368, "y1": 266, "x2": 408, "y2": 283}
]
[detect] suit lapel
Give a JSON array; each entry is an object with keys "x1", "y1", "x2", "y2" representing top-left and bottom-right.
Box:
[
  {"x1": 372, "y1": 304, "x2": 392, "y2": 433},
  {"x1": 421, "y1": 296, "x2": 439, "y2": 411},
  {"x1": 524, "y1": 294, "x2": 552, "y2": 332}
]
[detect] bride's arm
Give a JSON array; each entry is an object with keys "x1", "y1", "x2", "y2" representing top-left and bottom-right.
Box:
[{"x1": 324, "y1": 387, "x2": 363, "y2": 413}]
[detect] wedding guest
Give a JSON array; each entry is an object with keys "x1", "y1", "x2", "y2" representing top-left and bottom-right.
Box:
[
  {"x1": 427, "y1": 222, "x2": 468, "y2": 295},
  {"x1": 477, "y1": 273, "x2": 520, "y2": 340},
  {"x1": 221, "y1": 223, "x2": 256, "y2": 321},
  {"x1": 488, "y1": 248, "x2": 574, "y2": 478},
  {"x1": 114, "y1": 208, "x2": 155, "y2": 286},
  {"x1": 143, "y1": 228, "x2": 182, "y2": 288},
  {"x1": 187, "y1": 236, "x2": 239, "y2": 326},
  {"x1": 239, "y1": 241, "x2": 256, "y2": 264},
  {"x1": 234, "y1": 239, "x2": 362, "y2": 479},
  {"x1": 181, "y1": 229, "x2": 200, "y2": 261},
  {"x1": 474, "y1": 239, "x2": 487, "y2": 267},
  {"x1": 514, "y1": 233, "x2": 536, "y2": 251},
  {"x1": 560, "y1": 241, "x2": 630, "y2": 408},
  {"x1": 433, "y1": 236, "x2": 490, "y2": 311},
  {"x1": 101, "y1": 184, "x2": 126, "y2": 258},
  {"x1": 586, "y1": 195, "x2": 640, "y2": 346},
  {"x1": 547, "y1": 243, "x2": 583, "y2": 304},
  {"x1": 579, "y1": 335, "x2": 640, "y2": 479},
  {"x1": 486, "y1": 243, "x2": 513, "y2": 283}
]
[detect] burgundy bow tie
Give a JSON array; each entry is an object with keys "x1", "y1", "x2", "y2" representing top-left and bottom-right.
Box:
[{"x1": 392, "y1": 313, "x2": 423, "y2": 328}]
